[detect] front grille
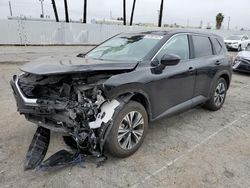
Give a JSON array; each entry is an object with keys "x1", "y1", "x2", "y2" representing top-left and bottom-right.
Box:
[{"x1": 18, "y1": 80, "x2": 35, "y2": 97}]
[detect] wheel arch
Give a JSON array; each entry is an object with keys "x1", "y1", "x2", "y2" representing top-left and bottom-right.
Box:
[
  {"x1": 220, "y1": 73, "x2": 230, "y2": 89},
  {"x1": 208, "y1": 70, "x2": 231, "y2": 97},
  {"x1": 116, "y1": 91, "x2": 152, "y2": 122}
]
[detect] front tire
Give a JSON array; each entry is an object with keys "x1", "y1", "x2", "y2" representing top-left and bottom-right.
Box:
[
  {"x1": 204, "y1": 78, "x2": 227, "y2": 111},
  {"x1": 105, "y1": 101, "x2": 148, "y2": 158}
]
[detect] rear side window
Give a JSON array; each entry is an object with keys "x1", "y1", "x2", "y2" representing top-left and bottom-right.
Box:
[
  {"x1": 192, "y1": 35, "x2": 213, "y2": 58},
  {"x1": 211, "y1": 37, "x2": 223, "y2": 54}
]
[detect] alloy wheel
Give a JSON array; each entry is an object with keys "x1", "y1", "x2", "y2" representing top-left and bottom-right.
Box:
[
  {"x1": 214, "y1": 82, "x2": 226, "y2": 107},
  {"x1": 117, "y1": 111, "x2": 144, "y2": 150}
]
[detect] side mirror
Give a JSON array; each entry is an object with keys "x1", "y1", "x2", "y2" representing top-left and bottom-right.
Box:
[{"x1": 161, "y1": 54, "x2": 181, "y2": 66}]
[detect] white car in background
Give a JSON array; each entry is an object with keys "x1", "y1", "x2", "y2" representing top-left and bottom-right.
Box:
[{"x1": 224, "y1": 34, "x2": 250, "y2": 51}]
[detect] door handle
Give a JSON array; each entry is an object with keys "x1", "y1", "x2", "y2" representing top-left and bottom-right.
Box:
[{"x1": 215, "y1": 60, "x2": 221, "y2": 65}]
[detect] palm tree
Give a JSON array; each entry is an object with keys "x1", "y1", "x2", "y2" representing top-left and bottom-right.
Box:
[
  {"x1": 83, "y1": 0, "x2": 87, "y2": 23},
  {"x1": 123, "y1": 0, "x2": 126, "y2": 25},
  {"x1": 130, "y1": 0, "x2": 136, "y2": 26},
  {"x1": 51, "y1": 0, "x2": 59, "y2": 22},
  {"x1": 64, "y1": 0, "x2": 69, "y2": 22},
  {"x1": 158, "y1": 0, "x2": 164, "y2": 27},
  {"x1": 216, "y1": 13, "x2": 224, "y2": 30}
]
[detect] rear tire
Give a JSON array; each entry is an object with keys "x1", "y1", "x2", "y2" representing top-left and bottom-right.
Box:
[
  {"x1": 204, "y1": 78, "x2": 227, "y2": 111},
  {"x1": 105, "y1": 101, "x2": 148, "y2": 158},
  {"x1": 238, "y1": 45, "x2": 242, "y2": 51}
]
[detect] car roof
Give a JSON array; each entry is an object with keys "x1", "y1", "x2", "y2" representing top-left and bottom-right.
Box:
[{"x1": 123, "y1": 29, "x2": 221, "y2": 38}]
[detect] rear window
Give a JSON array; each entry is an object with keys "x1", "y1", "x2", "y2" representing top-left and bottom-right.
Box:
[
  {"x1": 192, "y1": 35, "x2": 213, "y2": 58},
  {"x1": 211, "y1": 37, "x2": 223, "y2": 54}
]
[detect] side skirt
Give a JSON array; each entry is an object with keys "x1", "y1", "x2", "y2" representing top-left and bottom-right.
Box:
[{"x1": 152, "y1": 96, "x2": 207, "y2": 121}]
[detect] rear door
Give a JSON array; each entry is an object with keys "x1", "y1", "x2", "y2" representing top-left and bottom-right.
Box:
[{"x1": 191, "y1": 35, "x2": 221, "y2": 99}]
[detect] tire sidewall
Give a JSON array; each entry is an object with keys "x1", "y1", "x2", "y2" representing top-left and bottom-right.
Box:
[{"x1": 211, "y1": 78, "x2": 227, "y2": 109}]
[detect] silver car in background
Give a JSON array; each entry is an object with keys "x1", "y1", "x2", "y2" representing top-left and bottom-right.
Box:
[{"x1": 233, "y1": 45, "x2": 250, "y2": 73}]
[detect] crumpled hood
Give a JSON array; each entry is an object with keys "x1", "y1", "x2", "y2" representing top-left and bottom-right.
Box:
[
  {"x1": 238, "y1": 51, "x2": 250, "y2": 60},
  {"x1": 20, "y1": 56, "x2": 138, "y2": 75}
]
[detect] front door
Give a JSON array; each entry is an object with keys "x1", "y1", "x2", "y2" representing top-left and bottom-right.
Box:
[{"x1": 149, "y1": 34, "x2": 196, "y2": 118}]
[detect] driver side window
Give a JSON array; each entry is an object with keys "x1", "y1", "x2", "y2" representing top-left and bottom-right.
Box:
[{"x1": 155, "y1": 34, "x2": 190, "y2": 62}]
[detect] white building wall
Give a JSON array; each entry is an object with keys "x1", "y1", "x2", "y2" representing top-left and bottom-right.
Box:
[{"x1": 0, "y1": 19, "x2": 249, "y2": 45}]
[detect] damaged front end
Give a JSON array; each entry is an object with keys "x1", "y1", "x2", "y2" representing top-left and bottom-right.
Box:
[{"x1": 10, "y1": 72, "x2": 124, "y2": 170}]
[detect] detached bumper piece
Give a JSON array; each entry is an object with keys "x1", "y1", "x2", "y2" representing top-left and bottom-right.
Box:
[
  {"x1": 24, "y1": 127, "x2": 50, "y2": 170},
  {"x1": 25, "y1": 127, "x2": 107, "y2": 171}
]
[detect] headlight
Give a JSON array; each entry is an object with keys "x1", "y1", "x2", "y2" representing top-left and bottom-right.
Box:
[{"x1": 234, "y1": 56, "x2": 241, "y2": 62}]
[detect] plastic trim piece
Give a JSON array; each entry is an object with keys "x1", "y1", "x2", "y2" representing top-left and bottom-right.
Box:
[{"x1": 13, "y1": 75, "x2": 38, "y2": 106}]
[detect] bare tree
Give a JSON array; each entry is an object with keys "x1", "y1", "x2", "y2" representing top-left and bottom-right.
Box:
[
  {"x1": 83, "y1": 0, "x2": 87, "y2": 23},
  {"x1": 130, "y1": 0, "x2": 136, "y2": 26},
  {"x1": 64, "y1": 0, "x2": 69, "y2": 22},
  {"x1": 158, "y1": 0, "x2": 164, "y2": 27},
  {"x1": 123, "y1": 0, "x2": 126, "y2": 25},
  {"x1": 51, "y1": 0, "x2": 59, "y2": 22}
]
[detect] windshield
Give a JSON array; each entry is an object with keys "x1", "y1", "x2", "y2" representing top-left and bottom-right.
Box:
[
  {"x1": 86, "y1": 34, "x2": 162, "y2": 61},
  {"x1": 226, "y1": 35, "x2": 242, "y2": 40}
]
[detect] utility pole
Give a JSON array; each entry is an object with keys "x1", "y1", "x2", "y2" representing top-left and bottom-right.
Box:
[
  {"x1": 51, "y1": 0, "x2": 59, "y2": 22},
  {"x1": 227, "y1": 16, "x2": 230, "y2": 30},
  {"x1": 39, "y1": 0, "x2": 44, "y2": 18},
  {"x1": 123, "y1": 0, "x2": 126, "y2": 25},
  {"x1": 158, "y1": 0, "x2": 164, "y2": 27},
  {"x1": 130, "y1": 0, "x2": 136, "y2": 26},
  {"x1": 64, "y1": 0, "x2": 69, "y2": 22},
  {"x1": 83, "y1": 0, "x2": 87, "y2": 23},
  {"x1": 8, "y1": 1, "x2": 13, "y2": 16}
]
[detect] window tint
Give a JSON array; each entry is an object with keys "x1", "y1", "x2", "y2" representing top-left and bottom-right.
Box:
[
  {"x1": 156, "y1": 34, "x2": 189, "y2": 61},
  {"x1": 192, "y1": 35, "x2": 213, "y2": 58},
  {"x1": 211, "y1": 37, "x2": 223, "y2": 54}
]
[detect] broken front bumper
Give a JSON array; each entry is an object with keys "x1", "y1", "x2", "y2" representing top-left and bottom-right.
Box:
[
  {"x1": 10, "y1": 75, "x2": 66, "y2": 132},
  {"x1": 11, "y1": 75, "x2": 121, "y2": 133},
  {"x1": 233, "y1": 58, "x2": 250, "y2": 73}
]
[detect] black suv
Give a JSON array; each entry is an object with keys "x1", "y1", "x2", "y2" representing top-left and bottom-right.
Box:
[{"x1": 11, "y1": 30, "x2": 232, "y2": 162}]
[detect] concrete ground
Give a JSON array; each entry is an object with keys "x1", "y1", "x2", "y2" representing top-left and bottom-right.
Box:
[{"x1": 0, "y1": 46, "x2": 249, "y2": 188}]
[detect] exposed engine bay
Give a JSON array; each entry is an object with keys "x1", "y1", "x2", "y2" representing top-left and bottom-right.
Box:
[{"x1": 11, "y1": 71, "x2": 128, "y2": 170}]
